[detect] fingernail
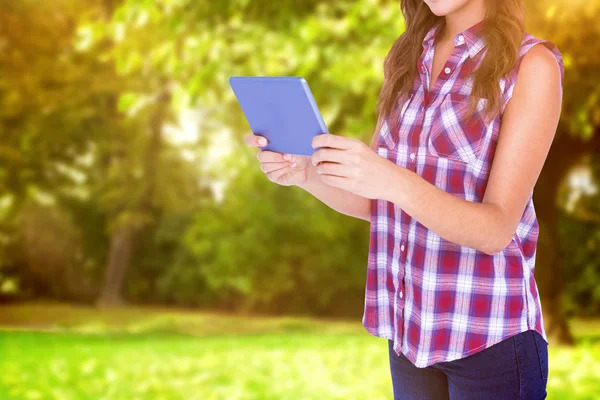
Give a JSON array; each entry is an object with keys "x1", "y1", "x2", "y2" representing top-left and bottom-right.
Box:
[
  {"x1": 283, "y1": 154, "x2": 292, "y2": 160},
  {"x1": 259, "y1": 138, "x2": 267, "y2": 146},
  {"x1": 290, "y1": 163, "x2": 296, "y2": 168}
]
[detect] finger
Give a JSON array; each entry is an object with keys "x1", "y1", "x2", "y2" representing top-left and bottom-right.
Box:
[
  {"x1": 266, "y1": 165, "x2": 292, "y2": 182},
  {"x1": 245, "y1": 134, "x2": 269, "y2": 148},
  {"x1": 311, "y1": 148, "x2": 355, "y2": 166},
  {"x1": 260, "y1": 161, "x2": 293, "y2": 173},
  {"x1": 320, "y1": 174, "x2": 352, "y2": 191},
  {"x1": 316, "y1": 162, "x2": 353, "y2": 178},
  {"x1": 312, "y1": 133, "x2": 357, "y2": 150},
  {"x1": 257, "y1": 150, "x2": 295, "y2": 163}
]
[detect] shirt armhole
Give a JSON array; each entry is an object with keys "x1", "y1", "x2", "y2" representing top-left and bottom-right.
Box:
[
  {"x1": 370, "y1": 115, "x2": 384, "y2": 151},
  {"x1": 501, "y1": 39, "x2": 565, "y2": 116}
]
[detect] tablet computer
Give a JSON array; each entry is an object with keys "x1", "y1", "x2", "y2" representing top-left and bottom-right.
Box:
[{"x1": 229, "y1": 76, "x2": 329, "y2": 156}]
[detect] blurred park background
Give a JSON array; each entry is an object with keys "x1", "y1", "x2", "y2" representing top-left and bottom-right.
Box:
[{"x1": 0, "y1": 0, "x2": 599, "y2": 399}]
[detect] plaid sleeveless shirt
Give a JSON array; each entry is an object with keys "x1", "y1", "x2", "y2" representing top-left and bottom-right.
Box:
[{"x1": 363, "y1": 19, "x2": 565, "y2": 368}]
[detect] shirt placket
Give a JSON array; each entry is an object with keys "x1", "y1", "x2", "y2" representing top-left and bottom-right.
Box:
[
  {"x1": 395, "y1": 59, "x2": 425, "y2": 298},
  {"x1": 396, "y1": 47, "x2": 459, "y2": 306},
  {"x1": 395, "y1": 140, "x2": 417, "y2": 312}
]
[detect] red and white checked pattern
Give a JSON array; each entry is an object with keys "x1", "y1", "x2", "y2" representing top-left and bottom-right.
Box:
[{"x1": 363, "y1": 19, "x2": 565, "y2": 368}]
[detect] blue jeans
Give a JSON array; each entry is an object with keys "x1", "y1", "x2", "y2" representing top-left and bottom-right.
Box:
[{"x1": 388, "y1": 329, "x2": 548, "y2": 399}]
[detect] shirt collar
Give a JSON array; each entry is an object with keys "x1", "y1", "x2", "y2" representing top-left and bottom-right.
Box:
[{"x1": 422, "y1": 18, "x2": 487, "y2": 59}]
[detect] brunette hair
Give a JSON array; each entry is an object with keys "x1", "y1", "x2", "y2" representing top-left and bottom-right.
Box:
[{"x1": 376, "y1": 0, "x2": 525, "y2": 131}]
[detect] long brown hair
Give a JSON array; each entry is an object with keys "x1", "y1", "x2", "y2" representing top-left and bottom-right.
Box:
[{"x1": 377, "y1": 0, "x2": 525, "y2": 132}]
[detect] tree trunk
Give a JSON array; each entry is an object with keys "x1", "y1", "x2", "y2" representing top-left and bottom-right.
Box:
[
  {"x1": 95, "y1": 0, "x2": 130, "y2": 308},
  {"x1": 96, "y1": 88, "x2": 171, "y2": 307},
  {"x1": 96, "y1": 225, "x2": 136, "y2": 306},
  {"x1": 533, "y1": 130, "x2": 600, "y2": 344}
]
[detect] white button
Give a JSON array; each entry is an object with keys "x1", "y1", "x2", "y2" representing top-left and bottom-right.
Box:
[
  {"x1": 399, "y1": 291, "x2": 403, "y2": 299},
  {"x1": 400, "y1": 244, "x2": 405, "y2": 251},
  {"x1": 410, "y1": 152, "x2": 415, "y2": 161},
  {"x1": 457, "y1": 35, "x2": 464, "y2": 43},
  {"x1": 421, "y1": 65, "x2": 426, "y2": 73},
  {"x1": 444, "y1": 67, "x2": 451, "y2": 74}
]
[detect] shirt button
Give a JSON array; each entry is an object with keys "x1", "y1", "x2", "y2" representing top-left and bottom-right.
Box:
[
  {"x1": 457, "y1": 35, "x2": 464, "y2": 44},
  {"x1": 399, "y1": 290, "x2": 403, "y2": 299},
  {"x1": 444, "y1": 67, "x2": 451, "y2": 74},
  {"x1": 421, "y1": 65, "x2": 426, "y2": 73},
  {"x1": 410, "y1": 152, "x2": 415, "y2": 161},
  {"x1": 400, "y1": 244, "x2": 405, "y2": 252}
]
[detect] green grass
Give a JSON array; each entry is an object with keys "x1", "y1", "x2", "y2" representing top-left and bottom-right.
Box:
[{"x1": 0, "y1": 302, "x2": 599, "y2": 400}]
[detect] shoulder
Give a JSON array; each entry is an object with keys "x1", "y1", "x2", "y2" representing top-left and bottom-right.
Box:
[
  {"x1": 515, "y1": 33, "x2": 564, "y2": 84},
  {"x1": 521, "y1": 39, "x2": 558, "y2": 65},
  {"x1": 518, "y1": 39, "x2": 562, "y2": 87},
  {"x1": 520, "y1": 33, "x2": 563, "y2": 74},
  {"x1": 500, "y1": 32, "x2": 564, "y2": 114}
]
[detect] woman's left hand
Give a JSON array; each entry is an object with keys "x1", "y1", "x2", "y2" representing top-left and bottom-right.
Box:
[{"x1": 311, "y1": 133, "x2": 401, "y2": 200}]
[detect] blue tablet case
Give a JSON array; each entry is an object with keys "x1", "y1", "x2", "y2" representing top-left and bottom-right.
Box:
[{"x1": 229, "y1": 76, "x2": 329, "y2": 156}]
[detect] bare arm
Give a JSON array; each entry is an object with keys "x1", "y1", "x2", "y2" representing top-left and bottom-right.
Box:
[
  {"x1": 310, "y1": 44, "x2": 562, "y2": 255},
  {"x1": 296, "y1": 117, "x2": 385, "y2": 222},
  {"x1": 380, "y1": 45, "x2": 563, "y2": 254}
]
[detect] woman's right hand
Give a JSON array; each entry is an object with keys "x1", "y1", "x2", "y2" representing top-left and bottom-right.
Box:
[{"x1": 245, "y1": 133, "x2": 312, "y2": 187}]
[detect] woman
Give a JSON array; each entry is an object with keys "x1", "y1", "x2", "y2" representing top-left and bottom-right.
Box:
[{"x1": 245, "y1": 0, "x2": 563, "y2": 398}]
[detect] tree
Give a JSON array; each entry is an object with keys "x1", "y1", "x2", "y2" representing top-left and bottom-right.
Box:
[
  {"x1": 88, "y1": 0, "x2": 600, "y2": 339},
  {"x1": 2, "y1": 0, "x2": 599, "y2": 340},
  {"x1": 77, "y1": 1, "x2": 201, "y2": 306},
  {"x1": 0, "y1": 0, "x2": 119, "y2": 299},
  {"x1": 525, "y1": 0, "x2": 600, "y2": 344}
]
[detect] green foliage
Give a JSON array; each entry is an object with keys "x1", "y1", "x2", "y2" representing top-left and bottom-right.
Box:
[
  {"x1": 99, "y1": 0, "x2": 404, "y2": 137},
  {"x1": 0, "y1": 0, "x2": 107, "y2": 200},
  {"x1": 8, "y1": 201, "x2": 97, "y2": 300},
  {"x1": 0, "y1": 0, "x2": 600, "y2": 316},
  {"x1": 180, "y1": 150, "x2": 369, "y2": 314},
  {"x1": 0, "y1": 0, "x2": 205, "y2": 300},
  {"x1": 559, "y1": 214, "x2": 600, "y2": 316},
  {"x1": 559, "y1": 180, "x2": 600, "y2": 317},
  {"x1": 527, "y1": 1, "x2": 600, "y2": 140}
]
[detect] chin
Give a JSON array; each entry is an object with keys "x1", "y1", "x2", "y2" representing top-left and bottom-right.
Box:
[{"x1": 423, "y1": 0, "x2": 462, "y2": 16}]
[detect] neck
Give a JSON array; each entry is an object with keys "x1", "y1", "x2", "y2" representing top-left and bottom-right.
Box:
[{"x1": 439, "y1": 2, "x2": 485, "y2": 42}]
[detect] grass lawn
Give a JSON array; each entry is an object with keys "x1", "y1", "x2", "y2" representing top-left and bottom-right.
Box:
[{"x1": 0, "y1": 302, "x2": 599, "y2": 400}]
